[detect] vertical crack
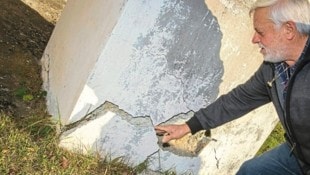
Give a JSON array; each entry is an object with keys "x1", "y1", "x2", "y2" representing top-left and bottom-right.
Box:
[{"x1": 214, "y1": 148, "x2": 220, "y2": 169}]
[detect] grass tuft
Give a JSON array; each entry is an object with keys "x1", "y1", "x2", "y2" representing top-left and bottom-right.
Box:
[
  {"x1": 0, "y1": 113, "x2": 137, "y2": 175},
  {"x1": 0, "y1": 111, "x2": 285, "y2": 174},
  {"x1": 256, "y1": 122, "x2": 285, "y2": 155}
]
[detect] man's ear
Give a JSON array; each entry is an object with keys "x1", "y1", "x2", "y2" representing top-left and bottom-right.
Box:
[{"x1": 283, "y1": 21, "x2": 297, "y2": 40}]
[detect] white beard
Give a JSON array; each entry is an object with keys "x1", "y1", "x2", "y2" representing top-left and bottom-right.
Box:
[{"x1": 259, "y1": 43, "x2": 287, "y2": 63}]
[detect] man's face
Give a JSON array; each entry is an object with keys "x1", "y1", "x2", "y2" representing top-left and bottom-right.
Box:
[{"x1": 252, "y1": 7, "x2": 288, "y2": 63}]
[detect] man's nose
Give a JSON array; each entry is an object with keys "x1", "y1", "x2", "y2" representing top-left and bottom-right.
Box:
[{"x1": 252, "y1": 32, "x2": 260, "y2": 44}]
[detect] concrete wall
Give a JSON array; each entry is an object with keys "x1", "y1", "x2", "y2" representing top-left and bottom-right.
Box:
[
  {"x1": 41, "y1": 0, "x2": 278, "y2": 174},
  {"x1": 41, "y1": 0, "x2": 126, "y2": 123}
]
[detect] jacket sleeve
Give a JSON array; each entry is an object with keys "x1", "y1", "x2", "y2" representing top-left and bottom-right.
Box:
[{"x1": 187, "y1": 63, "x2": 272, "y2": 134}]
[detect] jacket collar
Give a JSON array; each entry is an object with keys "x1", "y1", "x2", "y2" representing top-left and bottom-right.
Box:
[{"x1": 293, "y1": 36, "x2": 310, "y2": 69}]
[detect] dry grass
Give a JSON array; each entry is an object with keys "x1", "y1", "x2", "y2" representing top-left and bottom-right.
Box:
[
  {"x1": 0, "y1": 113, "x2": 140, "y2": 175},
  {"x1": 0, "y1": 111, "x2": 284, "y2": 174}
]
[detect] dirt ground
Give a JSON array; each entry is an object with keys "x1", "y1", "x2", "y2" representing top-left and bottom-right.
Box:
[{"x1": 0, "y1": 0, "x2": 66, "y2": 118}]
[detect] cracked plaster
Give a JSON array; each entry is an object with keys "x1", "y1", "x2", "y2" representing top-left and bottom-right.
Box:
[
  {"x1": 67, "y1": 0, "x2": 223, "y2": 126},
  {"x1": 43, "y1": 0, "x2": 279, "y2": 174}
]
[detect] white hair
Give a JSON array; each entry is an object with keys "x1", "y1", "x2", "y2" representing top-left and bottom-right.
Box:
[{"x1": 250, "y1": 0, "x2": 310, "y2": 35}]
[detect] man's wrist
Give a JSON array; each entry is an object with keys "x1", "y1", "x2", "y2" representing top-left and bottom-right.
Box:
[{"x1": 186, "y1": 116, "x2": 203, "y2": 134}]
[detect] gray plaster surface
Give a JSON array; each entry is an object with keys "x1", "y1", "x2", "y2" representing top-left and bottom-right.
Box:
[
  {"x1": 60, "y1": 102, "x2": 158, "y2": 164},
  {"x1": 43, "y1": 0, "x2": 280, "y2": 174},
  {"x1": 69, "y1": 0, "x2": 223, "y2": 125}
]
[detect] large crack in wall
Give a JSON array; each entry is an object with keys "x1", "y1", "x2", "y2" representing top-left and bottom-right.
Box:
[
  {"x1": 56, "y1": 1, "x2": 223, "y2": 173},
  {"x1": 66, "y1": 0, "x2": 223, "y2": 126},
  {"x1": 156, "y1": 112, "x2": 215, "y2": 157},
  {"x1": 60, "y1": 101, "x2": 158, "y2": 164},
  {"x1": 61, "y1": 101, "x2": 214, "y2": 162},
  {"x1": 45, "y1": 0, "x2": 279, "y2": 174}
]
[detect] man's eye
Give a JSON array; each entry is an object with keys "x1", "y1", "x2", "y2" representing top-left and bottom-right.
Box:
[{"x1": 257, "y1": 31, "x2": 264, "y2": 36}]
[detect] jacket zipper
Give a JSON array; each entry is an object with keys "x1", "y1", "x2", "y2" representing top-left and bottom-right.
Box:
[
  {"x1": 270, "y1": 64, "x2": 294, "y2": 145},
  {"x1": 285, "y1": 59, "x2": 310, "y2": 163},
  {"x1": 290, "y1": 142, "x2": 296, "y2": 156}
]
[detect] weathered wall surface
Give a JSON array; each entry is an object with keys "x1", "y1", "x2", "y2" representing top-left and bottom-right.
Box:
[
  {"x1": 42, "y1": 0, "x2": 278, "y2": 174},
  {"x1": 41, "y1": 0, "x2": 127, "y2": 123}
]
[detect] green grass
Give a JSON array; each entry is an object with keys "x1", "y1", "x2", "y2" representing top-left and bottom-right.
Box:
[
  {"x1": 256, "y1": 122, "x2": 285, "y2": 155},
  {"x1": 0, "y1": 114, "x2": 139, "y2": 175},
  {"x1": 0, "y1": 110, "x2": 284, "y2": 174}
]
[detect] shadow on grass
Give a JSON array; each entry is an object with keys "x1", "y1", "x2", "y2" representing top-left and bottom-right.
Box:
[{"x1": 0, "y1": 0, "x2": 54, "y2": 121}]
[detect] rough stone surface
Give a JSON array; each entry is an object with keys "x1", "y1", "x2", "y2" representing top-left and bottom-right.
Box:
[
  {"x1": 60, "y1": 102, "x2": 158, "y2": 164},
  {"x1": 43, "y1": 0, "x2": 279, "y2": 174},
  {"x1": 68, "y1": 0, "x2": 223, "y2": 125}
]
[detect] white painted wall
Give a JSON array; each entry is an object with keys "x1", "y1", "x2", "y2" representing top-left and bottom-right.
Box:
[
  {"x1": 42, "y1": 0, "x2": 278, "y2": 174},
  {"x1": 41, "y1": 0, "x2": 127, "y2": 123}
]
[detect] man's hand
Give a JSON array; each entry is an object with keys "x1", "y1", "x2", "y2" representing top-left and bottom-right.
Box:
[{"x1": 154, "y1": 124, "x2": 191, "y2": 143}]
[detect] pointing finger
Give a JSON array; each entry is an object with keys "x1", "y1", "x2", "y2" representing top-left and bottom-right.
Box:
[{"x1": 155, "y1": 128, "x2": 167, "y2": 136}]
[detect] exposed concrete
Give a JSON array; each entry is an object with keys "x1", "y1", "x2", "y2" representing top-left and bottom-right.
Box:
[
  {"x1": 59, "y1": 102, "x2": 159, "y2": 164},
  {"x1": 154, "y1": 111, "x2": 214, "y2": 158},
  {"x1": 44, "y1": 0, "x2": 224, "y2": 125},
  {"x1": 42, "y1": 0, "x2": 278, "y2": 174}
]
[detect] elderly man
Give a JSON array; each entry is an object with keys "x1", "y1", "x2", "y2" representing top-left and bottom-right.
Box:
[{"x1": 155, "y1": 0, "x2": 310, "y2": 174}]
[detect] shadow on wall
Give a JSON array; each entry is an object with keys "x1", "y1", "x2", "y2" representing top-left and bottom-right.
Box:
[
  {"x1": 121, "y1": 0, "x2": 223, "y2": 123},
  {"x1": 93, "y1": 0, "x2": 223, "y2": 173},
  {"x1": 159, "y1": 0, "x2": 223, "y2": 109},
  {"x1": 53, "y1": 0, "x2": 224, "y2": 173}
]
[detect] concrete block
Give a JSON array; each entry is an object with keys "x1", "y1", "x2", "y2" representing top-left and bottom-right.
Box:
[
  {"x1": 59, "y1": 102, "x2": 158, "y2": 164},
  {"x1": 42, "y1": 0, "x2": 278, "y2": 174}
]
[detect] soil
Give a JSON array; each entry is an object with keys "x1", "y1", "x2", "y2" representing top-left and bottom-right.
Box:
[{"x1": 0, "y1": 0, "x2": 66, "y2": 118}]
